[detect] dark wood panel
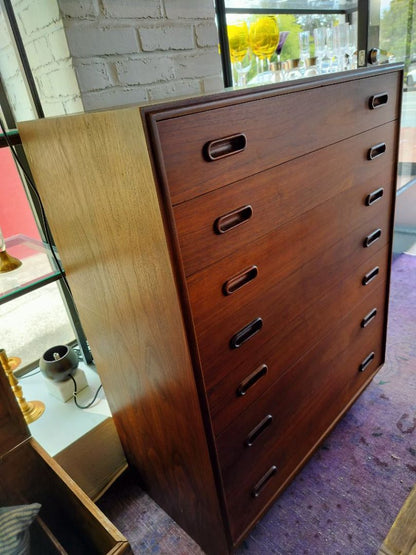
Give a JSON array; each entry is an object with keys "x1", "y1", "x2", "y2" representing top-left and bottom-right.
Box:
[
  {"x1": 18, "y1": 66, "x2": 402, "y2": 555},
  {"x1": 206, "y1": 245, "x2": 390, "y2": 434},
  {"x1": 175, "y1": 122, "x2": 397, "y2": 276},
  {"x1": 156, "y1": 71, "x2": 400, "y2": 204},
  {"x1": 220, "y1": 285, "x2": 386, "y2": 541},
  {"x1": 0, "y1": 439, "x2": 129, "y2": 554},
  {"x1": 216, "y1": 284, "x2": 386, "y2": 473},
  {"x1": 194, "y1": 192, "x2": 391, "y2": 382},
  {"x1": 187, "y1": 178, "x2": 393, "y2": 344},
  {"x1": 18, "y1": 109, "x2": 230, "y2": 555}
]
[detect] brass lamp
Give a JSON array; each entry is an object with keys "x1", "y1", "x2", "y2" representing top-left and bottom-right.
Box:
[
  {"x1": 0, "y1": 226, "x2": 22, "y2": 273},
  {"x1": 0, "y1": 348, "x2": 44, "y2": 424}
]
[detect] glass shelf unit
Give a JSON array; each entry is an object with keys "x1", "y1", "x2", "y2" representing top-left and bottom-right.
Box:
[
  {"x1": 216, "y1": 0, "x2": 363, "y2": 87},
  {"x1": 0, "y1": 234, "x2": 62, "y2": 304},
  {"x1": 224, "y1": 0, "x2": 358, "y2": 15}
]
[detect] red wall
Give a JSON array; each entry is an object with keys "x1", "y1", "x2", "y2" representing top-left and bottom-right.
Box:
[{"x1": 0, "y1": 147, "x2": 40, "y2": 240}]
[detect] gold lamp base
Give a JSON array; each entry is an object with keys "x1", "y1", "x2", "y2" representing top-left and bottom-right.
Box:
[
  {"x1": 21, "y1": 399, "x2": 45, "y2": 424},
  {"x1": 0, "y1": 349, "x2": 45, "y2": 424},
  {"x1": 0, "y1": 249, "x2": 22, "y2": 273}
]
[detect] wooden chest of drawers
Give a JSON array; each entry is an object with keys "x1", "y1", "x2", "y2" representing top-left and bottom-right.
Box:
[{"x1": 19, "y1": 65, "x2": 402, "y2": 554}]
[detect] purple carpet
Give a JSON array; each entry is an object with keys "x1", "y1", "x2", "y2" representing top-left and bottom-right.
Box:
[{"x1": 98, "y1": 253, "x2": 416, "y2": 554}]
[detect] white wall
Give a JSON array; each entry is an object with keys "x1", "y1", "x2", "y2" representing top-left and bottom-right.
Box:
[
  {"x1": 58, "y1": 0, "x2": 224, "y2": 111},
  {"x1": 1, "y1": 0, "x2": 83, "y2": 119},
  {"x1": 0, "y1": 7, "x2": 37, "y2": 122}
]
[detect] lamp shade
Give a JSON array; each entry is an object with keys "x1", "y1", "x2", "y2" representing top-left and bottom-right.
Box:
[{"x1": 39, "y1": 345, "x2": 78, "y2": 382}]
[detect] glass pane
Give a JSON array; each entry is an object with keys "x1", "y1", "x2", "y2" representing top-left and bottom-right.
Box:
[
  {"x1": 379, "y1": 1, "x2": 416, "y2": 189},
  {"x1": 225, "y1": 10, "x2": 356, "y2": 87},
  {"x1": 0, "y1": 147, "x2": 75, "y2": 369},
  {"x1": 0, "y1": 234, "x2": 61, "y2": 303},
  {"x1": 0, "y1": 280, "x2": 75, "y2": 369},
  {"x1": 224, "y1": 0, "x2": 358, "y2": 11}
]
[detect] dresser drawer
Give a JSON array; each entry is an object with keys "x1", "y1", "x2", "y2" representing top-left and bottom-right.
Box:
[
  {"x1": 187, "y1": 176, "x2": 393, "y2": 342},
  {"x1": 218, "y1": 285, "x2": 387, "y2": 540},
  {"x1": 193, "y1": 188, "x2": 392, "y2": 385},
  {"x1": 155, "y1": 71, "x2": 400, "y2": 204},
  {"x1": 206, "y1": 245, "x2": 390, "y2": 435},
  {"x1": 175, "y1": 122, "x2": 397, "y2": 276}
]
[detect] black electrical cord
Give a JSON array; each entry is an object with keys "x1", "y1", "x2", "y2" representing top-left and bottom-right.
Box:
[
  {"x1": 68, "y1": 373, "x2": 103, "y2": 409},
  {"x1": 0, "y1": 116, "x2": 71, "y2": 294}
]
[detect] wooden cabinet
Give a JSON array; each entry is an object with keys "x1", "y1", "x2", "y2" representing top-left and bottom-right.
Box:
[
  {"x1": 18, "y1": 65, "x2": 402, "y2": 554},
  {"x1": 0, "y1": 358, "x2": 130, "y2": 553}
]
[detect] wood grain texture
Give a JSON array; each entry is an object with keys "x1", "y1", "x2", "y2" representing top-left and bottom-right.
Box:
[
  {"x1": 221, "y1": 285, "x2": 387, "y2": 539},
  {"x1": 18, "y1": 108, "x2": 229, "y2": 554},
  {"x1": 18, "y1": 66, "x2": 402, "y2": 553},
  {"x1": 192, "y1": 198, "x2": 392, "y2": 387},
  {"x1": 378, "y1": 485, "x2": 416, "y2": 555},
  {"x1": 174, "y1": 122, "x2": 397, "y2": 276},
  {"x1": 0, "y1": 438, "x2": 130, "y2": 554},
  {"x1": 155, "y1": 71, "x2": 401, "y2": 204},
  {"x1": 54, "y1": 417, "x2": 127, "y2": 500},
  {"x1": 205, "y1": 244, "x2": 391, "y2": 436}
]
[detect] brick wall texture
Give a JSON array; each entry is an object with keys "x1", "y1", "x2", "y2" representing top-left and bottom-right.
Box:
[
  {"x1": 58, "y1": 0, "x2": 224, "y2": 111},
  {"x1": 0, "y1": 0, "x2": 83, "y2": 120}
]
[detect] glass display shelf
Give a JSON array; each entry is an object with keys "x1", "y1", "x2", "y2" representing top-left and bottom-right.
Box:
[
  {"x1": 0, "y1": 129, "x2": 21, "y2": 147},
  {"x1": 0, "y1": 234, "x2": 62, "y2": 304},
  {"x1": 224, "y1": 0, "x2": 358, "y2": 15}
]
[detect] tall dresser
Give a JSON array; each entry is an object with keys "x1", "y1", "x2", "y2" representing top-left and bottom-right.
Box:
[{"x1": 19, "y1": 65, "x2": 402, "y2": 554}]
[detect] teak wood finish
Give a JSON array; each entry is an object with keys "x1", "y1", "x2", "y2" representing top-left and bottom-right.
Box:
[
  {"x1": 18, "y1": 65, "x2": 403, "y2": 554},
  {"x1": 0, "y1": 356, "x2": 130, "y2": 554},
  {"x1": 378, "y1": 484, "x2": 416, "y2": 554}
]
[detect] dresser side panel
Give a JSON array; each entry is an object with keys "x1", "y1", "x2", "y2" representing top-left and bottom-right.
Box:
[{"x1": 18, "y1": 109, "x2": 228, "y2": 554}]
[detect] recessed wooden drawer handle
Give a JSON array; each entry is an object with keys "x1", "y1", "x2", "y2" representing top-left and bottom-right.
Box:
[
  {"x1": 251, "y1": 465, "x2": 277, "y2": 498},
  {"x1": 361, "y1": 308, "x2": 377, "y2": 328},
  {"x1": 245, "y1": 414, "x2": 273, "y2": 447},
  {"x1": 204, "y1": 133, "x2": 247, "y2": 161},
  {"x1": 359, "y1": 351, "x2": 375, "y2": 372},
  {"x1": 237, "y1": 364, "x2": 268, "y2": 397},
  {"x1": 223, "y1": 266, "x2": 258, "y2": 296},
  {"x1": 214, "y1": 205, "x2": 253, "y2": 234},
  {"x1": 366, "y1": 187, "x2": 384, "y2": 206},
  {"x1": 363, "y1": 228, "x2": 382, "y2": 248},
  {"x1": 368, "y1": 143, "x2": 386, "y2": 160},
  {"x1": 362, "y1": 266, "x2": 380, "y2": 286},
  {"x1": 369, "y1": 92, "x2": 389, "y2": 109},
  {"x1": 230, "y1": 317, "x2": 263, "y2": 349}
]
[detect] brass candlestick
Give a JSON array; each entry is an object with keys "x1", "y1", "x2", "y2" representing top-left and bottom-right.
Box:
[
  {"x1": 0, "y1": 349, "x2": 45, "y2": 424},
  {"x1": 0, "y1": 227, "x2": 22, "y2": 273}
]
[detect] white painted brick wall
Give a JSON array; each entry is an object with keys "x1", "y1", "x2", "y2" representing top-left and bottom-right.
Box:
[
  {"x1": 66, "y1": 26, "x2": 140, "y2": 57},
  {"x1": 58, "y1": 0, "x2": 223, "y2": 110},
  {"x1": 2, "y1": 0, "x2": 223, "y2": 118},
  {"x1": 1, "y1": 0, "x2": 83, "y2": 119},
  {"x1": 164, "y1": 0, "x2": 215, "y2": 20},
  {"x1": 116, "y1": 55, "x2": 176, "y2": 85},
  {"x1": 58, "y1": 0, "x2": 99, "y2": 19},
  {"x1": 101, "y1": 0, "x2": 162, "y2": 19},
  {"x1": 195, "y1": 22, "x2": 219, "y2": 47},
  {"x1": 75, "y1": 60, "x2": 113, "y2": 92},
  {"x1": 139, "y1": 24, "x2": 194, "y2": 51},
  {"x1": 82, "y1": 86, "x2": 148, "y2": 111},
  {"x1": 17, "y1": 0, "x2": 60, "y2": 36}
]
